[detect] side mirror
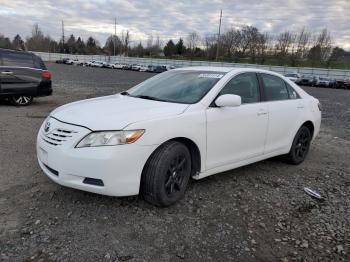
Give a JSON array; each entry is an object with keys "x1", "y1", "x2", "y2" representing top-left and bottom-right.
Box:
[{"x1": 215, "y1": 94, "x2": 242, "y2": 107}]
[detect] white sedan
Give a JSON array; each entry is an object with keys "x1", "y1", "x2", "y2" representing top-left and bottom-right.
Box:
[
  {"x1": 284, "y1": 73, "x2": 301, "y2": 83},
  {"x1": 37, "y1": 67, "x2": 321, "y2": 206}
]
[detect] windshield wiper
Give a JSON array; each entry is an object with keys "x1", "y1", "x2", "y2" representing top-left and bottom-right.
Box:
[
  {"x1": 134, "y1": 95, "x2": 166, "y2": 102},
  {"x1": 120, "y1": 91, "x2": 129, "y2": 96}
]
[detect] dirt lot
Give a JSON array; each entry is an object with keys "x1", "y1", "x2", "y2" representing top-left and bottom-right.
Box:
[{"x1": 0, "y1": 63, "x2": 349, "y2": 261}]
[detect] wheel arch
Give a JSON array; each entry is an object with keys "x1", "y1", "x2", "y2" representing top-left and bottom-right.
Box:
[
  {"x1": 288, "y1": 120, "x2": 315, "y2": 153},
  {"x1": 143, "y1": 137, "x2": 202, "y2": 177},
  {"x1": 301, "y1": 120, "x2": 315, "y2": 138}
]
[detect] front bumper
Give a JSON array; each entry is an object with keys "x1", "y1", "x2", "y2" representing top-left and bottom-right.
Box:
[{"x1": 36, "y1": 118, "x2": 156, "y2": 196}]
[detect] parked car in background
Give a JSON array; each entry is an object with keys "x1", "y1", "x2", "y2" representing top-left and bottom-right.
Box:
[
  {"x1": 65, "y1": 59, "x2": 74, "y2": 65},
  {"x1": 55, "y1": 58, "x2": 74, "y2": 65},
  {"x1": 85, "y1": 60, "x2": 95, "y2": 67},
  {"x1": 335, "y1": 79, "x2": 350, "y2": 89},
  {"x1": 139, "y1": 65, "x2": 148, "y2": 72},
  {"x1": 72, "y1": 59, "x2": 83, "y2": 66},
  {"x1": 37, "y1": 67, "x2": 321, "y2": 206},
  {"x1": 153, "y1": 65, "x2": 167, "y2": 73},
  {"x1": 89, "y1": 61, "x2": 99, "y2": 67},
  {"x1": 316, "y1": 77, "x2": 332, "y2": 88},
  {"x1": 297, "y1": 75, "x2": 317, "y2": 86},
  {"x1": 0, "y1": 48, "x2": 52, "y2": 106},
  {"x1": 165, "y1": 65, "x2": 176, "y2": 71},
  {"x1": 105, "y1": 62, "x2": 115, "y2": 69},
  {"x1": 124, "y1": 64, "x2": 133, "y2": 70},
  {"x1": 147, "y1": 65, "x2": 155, "y2": 72},
  {"x1": 112, "y1": 63, "x2": 124, "y2": 69},
  {"x1": 329, "y1": 78, "x2": 336, "y2": 88},
  {"x1": 101, "y1": 62, "x2": 109, "y2": 68},
  {"x1": 285, "y1": 73, "x2": 301, "y2": 83},
  {"x1": 55, "y1": 58, "x2": 68, "y2": 64},
  {"x1": 131, "y1": 64, "x2": 141, "y2": 71},
  {"x1": 90, "y1": 61, "x2": 105, "y2": 68}
]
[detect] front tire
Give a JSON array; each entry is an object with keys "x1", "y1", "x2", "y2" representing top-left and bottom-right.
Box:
[
  {"x1": 285, "y1": 126, "x2": 312, "y2": 165},
  {"x1": 11, "y1": 96, "x2": 33, "y2": 106},
  {"x1": 141, "y1": 141, "x2": 192, "y2": 207}
]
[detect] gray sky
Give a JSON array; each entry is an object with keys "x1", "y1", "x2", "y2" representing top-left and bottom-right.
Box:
[{"x1": 1, "y1": 0, "x2": 349, "y2": 49}]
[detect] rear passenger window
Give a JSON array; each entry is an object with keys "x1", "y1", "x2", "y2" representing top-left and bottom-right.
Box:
[
  {"x1": 220, "y1": 73, "x2": 260, "y2": 103},
  {"x1": 286, "y1": 83, "x2": 300, "y2": 99},
  {"x1": 33, "y1": 56, "x2": 47, "y2": 70},
  {"x1": 261, "y1": 74, "x2": 289, "y2": 101},
  {"x1": 2, "y1": 51, "x2": 34, "y2": 67}
]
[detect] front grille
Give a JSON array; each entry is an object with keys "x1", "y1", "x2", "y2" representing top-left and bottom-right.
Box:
[{"x1": 42, "y1": 128, "x2": 78, "y2": 146}]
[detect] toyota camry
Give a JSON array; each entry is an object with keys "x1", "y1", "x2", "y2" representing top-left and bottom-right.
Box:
[{"x1": 37, "y1": 67, "x2": 321, "y2": 206}]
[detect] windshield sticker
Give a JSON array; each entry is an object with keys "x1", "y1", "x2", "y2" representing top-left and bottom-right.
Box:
[{"x1": 198, "y1": 73, "x2": 224, "y2": 79}]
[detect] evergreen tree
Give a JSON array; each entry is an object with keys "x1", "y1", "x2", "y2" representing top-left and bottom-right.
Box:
[
  {"x1": 163, "y1": 40, "x2": 176, "y2": 56},
  {"x1": 66, "y1": 34, "x2": 76, "y2": 54},
  {"x1": 0, "y1": 34, "x2": 12, "y2": 49},
  {"x1": 75, "y1": 37, "x2": 86, "y2": 54},
  {"x1": 12, "y1": 34, "x2": 25, "y2": 50},
  {"x1": 175, "y1": 38, "x2": 186, "y2": 55}
]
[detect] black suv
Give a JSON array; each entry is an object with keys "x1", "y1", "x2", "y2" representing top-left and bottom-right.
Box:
[{"x1": 0, "y1": 48, "x2": 52, "y2": 106}]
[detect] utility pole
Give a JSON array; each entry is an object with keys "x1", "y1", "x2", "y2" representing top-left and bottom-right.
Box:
[
  {"x1": 215, "y1": 9, "x2": 222, "y2": 61},
  {"x1": 61, "y1": 20, "x2": 65, "y2": 53},
  {"x1": 114, "y1": 17, "x2": 117, "y2": 57}
]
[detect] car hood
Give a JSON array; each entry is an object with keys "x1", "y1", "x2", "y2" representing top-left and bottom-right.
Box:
[{"x1": 51, "y1": 94, "x2": 189, "y2": 130}]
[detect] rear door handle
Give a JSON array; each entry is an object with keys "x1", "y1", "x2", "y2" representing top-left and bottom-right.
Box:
[
  {"x1": 257, "y1": 110, "x2": 268, "y2": 116},
  {"x1": 297, "y1": 105, "x2": 305, "y2": 109},
  {"x1": 1, "y1": 71, "x2": 14, "y2": 75}
]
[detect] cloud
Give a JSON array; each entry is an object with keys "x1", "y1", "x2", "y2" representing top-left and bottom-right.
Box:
[{"x1": 0, "y1": 0, "x2": 349, "y2": 49}]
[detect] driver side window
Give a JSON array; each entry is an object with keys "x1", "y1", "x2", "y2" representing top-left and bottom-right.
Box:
[{"x1": 219, "y1": 73, "x2": 260, "y2": 104}]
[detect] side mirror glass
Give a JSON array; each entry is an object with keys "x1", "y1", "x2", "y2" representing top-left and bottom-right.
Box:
[{"x1": 215, "y1": 94, "x2": 242, "y2": 107}]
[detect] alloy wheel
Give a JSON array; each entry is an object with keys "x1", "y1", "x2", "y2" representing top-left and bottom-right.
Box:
[
  {"x1": 165, "y1": 155, "x2": 188, "y2": 196},
  {"x1": 294, "y1": 128, "x2": 311, "y2": 161},
  {"x1": 13, "y1": 96, "x2": 33, "y2": 105}
]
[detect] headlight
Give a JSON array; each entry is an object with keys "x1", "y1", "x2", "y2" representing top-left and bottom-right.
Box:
[{"x1": 76, "y1": 130, "x2": 145, "y2": 148}]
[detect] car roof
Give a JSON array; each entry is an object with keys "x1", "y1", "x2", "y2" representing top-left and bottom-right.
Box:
[
  {"x1": 174, "y1": 66, "x2": 284, "y2": 76},
  {"x1": 0, "y1": 48, "x2": 35, "y2": 56}
]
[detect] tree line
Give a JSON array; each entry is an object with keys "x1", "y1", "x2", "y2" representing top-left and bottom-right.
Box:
[
  {"x1": 0, "y1": 24, "x2": 348, "y2": 68},
  {"x1": 173, "y1": 26, "x2": 348, "y2": 68}
]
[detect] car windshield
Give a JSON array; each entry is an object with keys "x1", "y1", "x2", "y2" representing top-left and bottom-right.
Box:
[{"x1": 128, "y1": 70, "x2": 225, "y2": 104}]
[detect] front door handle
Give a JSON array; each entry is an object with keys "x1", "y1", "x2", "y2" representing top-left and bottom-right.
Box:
[
  {"x1": 1, "y1": 71, "x2": 14, "y2": 75},
  {"x1": 257, "y1": 111, "x2": 268, "y2": 116}
]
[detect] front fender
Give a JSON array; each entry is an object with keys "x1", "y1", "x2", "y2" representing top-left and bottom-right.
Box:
[{"x1": 125, "y1": 111, "x2": 207, "y2": 172}]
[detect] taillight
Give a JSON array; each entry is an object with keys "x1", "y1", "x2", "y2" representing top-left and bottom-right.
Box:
[
  {"x1": 317, "y1": 103, "x2": 322, "y2": 111},
  {"x1": 41, "y1": 71, "x2": 51, "y2": 79}
]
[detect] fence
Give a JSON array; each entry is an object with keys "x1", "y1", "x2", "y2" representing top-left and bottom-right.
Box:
[{"x1": 34, "y1": 52, "x2": 350, "y2": 79}]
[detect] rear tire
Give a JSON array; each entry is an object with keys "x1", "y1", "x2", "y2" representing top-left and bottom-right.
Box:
[
  {"x1": 11, "y1": 96, "x2": 33, "y2": 106},
  {"x1": 285, "y1": 126, "x2": 312, "y2": 165},
  {"x1": 141, "y1": 141, "x2": 191, "y2": 207}
]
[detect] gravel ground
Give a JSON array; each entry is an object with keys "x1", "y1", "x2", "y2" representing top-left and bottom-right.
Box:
[{"x1": 0, "y1": 63, "x2": 349, "y2": 261}]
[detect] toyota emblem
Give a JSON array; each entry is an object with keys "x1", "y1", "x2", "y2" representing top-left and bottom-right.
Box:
[{"x1": 44, "y1": 121, "x2": 51, "y2": 133}]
